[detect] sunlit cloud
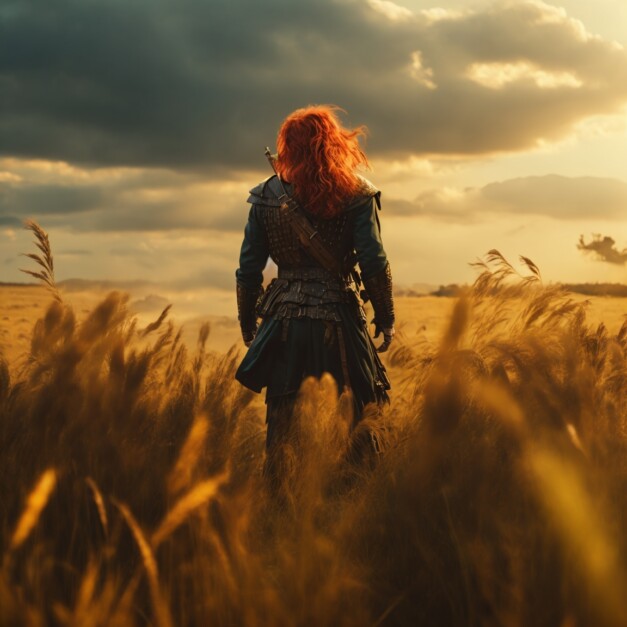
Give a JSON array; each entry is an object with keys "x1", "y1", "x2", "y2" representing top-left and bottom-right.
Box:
[
  {"x1": 367, "y1": 0, "x2": 412, "y2": 21},
  {"x1": 467, "y1": 62, "x2": 583, "y2": 90},
  {"x1": 0, "y1": 172, "x2": 22, "y2": 184},
  {"x1": 385, "y1": 175, "x2": 627, "y2": 222},
  {"x1": 419, "y1": 8, "x2": 465, "y2": 24},
  {"x1": 409, "y1": 51, "x2": 437, "y2": 89}
]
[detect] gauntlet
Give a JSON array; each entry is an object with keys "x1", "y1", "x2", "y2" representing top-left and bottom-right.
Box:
[
  {"x1": 236, "y1": 282, "x2": 263, "y2": 346},
  {"x1": 362, "y1": 262, "x2": 395, "y2": 353}
]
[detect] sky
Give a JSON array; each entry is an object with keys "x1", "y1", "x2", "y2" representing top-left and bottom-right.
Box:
[{"x1": 1, "y1": 0, "x2": 626, "y2": 314}]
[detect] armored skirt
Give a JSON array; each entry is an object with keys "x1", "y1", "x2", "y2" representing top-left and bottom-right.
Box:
[{"x1": 235, "y1": 280, "x2": 390, "y2": 418}]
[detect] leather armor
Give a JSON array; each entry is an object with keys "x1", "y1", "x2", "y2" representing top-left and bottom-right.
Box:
[
  {"x1": 247, "y1": 175, "x2": 380, "y2": 275},
  {"x1": 239, "y1": 174, "x2": 395, "y2": 342},
  {"x1": 246, "y1": 175, "x2": 382, "y2": 324}
]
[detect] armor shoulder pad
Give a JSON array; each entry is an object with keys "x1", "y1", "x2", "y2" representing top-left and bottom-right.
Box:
[
  {"x1": 247, "y1": 175, "x2": 296, "y2": 207},
  {"x1": 344, "y1": 175, "x2": 382, "y2": 212},
  {"x1": 356, "y1": 175, "x2": 379, "y2": 197},
  {"x1": 246, "y1": 175, "x2": 283, "y2": 206}
]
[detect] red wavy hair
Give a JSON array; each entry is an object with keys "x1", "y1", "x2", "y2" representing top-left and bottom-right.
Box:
[{"x1": 275, "y1": 105, "x2": 369, "y2": 218}]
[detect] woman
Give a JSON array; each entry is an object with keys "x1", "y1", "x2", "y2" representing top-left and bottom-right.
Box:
[{"x1": 234, "y1": 105, "x2": 395, "y2": 470}]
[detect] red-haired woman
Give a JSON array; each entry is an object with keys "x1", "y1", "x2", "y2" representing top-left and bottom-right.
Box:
[{"x1": 234, "y1": 106, "x2": 395, "y2": 471}]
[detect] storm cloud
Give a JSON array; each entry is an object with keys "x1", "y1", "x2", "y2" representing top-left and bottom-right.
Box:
[{"x1": 2, "y1": 0, "x2": 627, "y2": 171}]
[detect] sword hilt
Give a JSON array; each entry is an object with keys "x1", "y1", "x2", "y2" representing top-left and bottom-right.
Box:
[{"x1": 264, "y1": 146, "x2": 290, "y2": 198}]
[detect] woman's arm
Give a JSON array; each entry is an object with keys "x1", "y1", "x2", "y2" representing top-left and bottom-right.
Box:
[
  {"x1": 235, "y1": 205, "x2": 269, "y2": 345},
  {"x1": 353, "y1": 197, "x2": 395, "y2": 352}
]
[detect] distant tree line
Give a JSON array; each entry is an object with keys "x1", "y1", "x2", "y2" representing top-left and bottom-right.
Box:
[{"x1": 394, "y1": 283, "x2": 627, "y2": 298}]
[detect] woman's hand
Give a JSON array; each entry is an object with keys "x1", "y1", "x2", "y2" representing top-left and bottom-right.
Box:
[
  {"x1": 375, "y1": 326, "x2": 395, "y2": 353},
  {"x1": 242, "y1": 328, "x2": 256, "y2": 347}
]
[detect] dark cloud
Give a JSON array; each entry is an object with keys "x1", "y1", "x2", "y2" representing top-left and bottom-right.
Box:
[
  {"x1": 384, "y1": 175, "x2": 627, "y2": 221},
  {"x1": 0, "y1": 215, "x2": 21, "y2": 226},
  {"x1": 578, "y1": 234, "x2": 627, "y2": 265},
  {"x1": 0, "y1": 183, "x2": 104, "y2": 216},
  {"x1": 1, "y1": 0, "x2": 627, "y2": 171},
  {"x1": 0, "y1": 173, "x2": 249, "y2": 232}
]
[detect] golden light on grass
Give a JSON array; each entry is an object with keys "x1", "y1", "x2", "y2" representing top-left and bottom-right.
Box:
[
  {"x1": 113, "y1": 499, "x2": 173, "y2": 627},
  {"x1": 85, "y1": 477, "x2": 108, "y2": 537},
  {"x1": 167, "y1": 414, "x2": 210, "y2": 497},
  {"x1": 528, "y1": 448, "x2": 627, "y2": 626},
  {"x1": 9, "y1": 468, "x2": 57, "y2": 552},
  {"x1": 153, "y1": 471, "x2": 228, "y2": 548}
]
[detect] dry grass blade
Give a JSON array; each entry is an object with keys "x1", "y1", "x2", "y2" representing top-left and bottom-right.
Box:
[
  {"x1": 153, "y1": 471, "x2": 228, "y2": 548},
  {"x1": 85, "y1": 477, "x2": 108, "y2": 537},
  {"x1": 519, "y1": 255, "x2": 542, "y2": 280},
  {"x1": 8, "y1": 468, "x2": 57, "y2": 552},
  {"x1": 141, "y1": 304, "x2": 172, "y2": 337},
  {"x1": 113, "y1": 499, "x2": 173, "y2": 627},
  {"x1": 468, "y1": 257, "x2": 489, "y2": 271},
  {"x1": 20, "y1": 220, "x2": 61, "y2": 302},
  {"x1": 197, "y1": 321, "x2": 210, "y2": 351},
  {"x1": 485, "y1": 249, "x2": 515, "y2": 273},
  {"x1": 167, "y1": 415, "x2": 210, "y2": 496}
]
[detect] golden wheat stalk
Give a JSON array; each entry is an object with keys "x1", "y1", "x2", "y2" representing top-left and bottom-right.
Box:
[
  {"x1": 9, "y1": 468, "x2": 57, "y2": 552},
  {"x1": 20, "y1": 220, "x2": 62, "y2": 302},
  {"x1": 113, "y1": 499, "x2": 173, "y2": 627},
  {"x1": 153, "y1": 471, "x2": 228, "y2": 548},
  {"x1": 85, "y1": 477, "x2": 109, "y2": 537},
  {"x1": 167, "y1": 414, "x2": 209, "y2": 497}
]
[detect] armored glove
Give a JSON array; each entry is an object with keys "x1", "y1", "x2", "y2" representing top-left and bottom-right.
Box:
[
  {"x1": 236, "y1": 282, "x2": 262, "y2": 347},
  {"x1": 362, "y1": 262, "x2": 395, "y2": 353}
]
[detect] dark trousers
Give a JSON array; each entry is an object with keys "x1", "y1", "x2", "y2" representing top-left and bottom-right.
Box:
[
  {"x1": 262, "y1": 394, "x2": 299, "y2": 497},
  {"x1": 262, "y1": 391, "x2": 383, "y2": 495}
]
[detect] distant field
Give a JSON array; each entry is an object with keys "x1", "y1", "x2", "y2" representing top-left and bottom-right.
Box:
[{"x1": 1, "y1": 283, "x2": 624, "y2": 367}]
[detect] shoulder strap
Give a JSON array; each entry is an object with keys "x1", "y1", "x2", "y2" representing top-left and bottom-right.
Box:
[{"x1": 274, "y1": 181, "x2": 344, "y2": 276}]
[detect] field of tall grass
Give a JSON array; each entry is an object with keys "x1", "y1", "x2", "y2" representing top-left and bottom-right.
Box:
[{"x1": 1, "y1": 226, "x2": 626, "y2": 626}]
